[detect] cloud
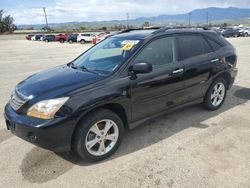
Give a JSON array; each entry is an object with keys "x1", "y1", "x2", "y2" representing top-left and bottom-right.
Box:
[{"x1": 6, "y1": 0, "x2": 250, "y2": 25}]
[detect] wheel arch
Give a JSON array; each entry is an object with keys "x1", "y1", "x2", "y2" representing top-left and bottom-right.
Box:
[
  {"x1": 213, "y1": 71, "x2": 231, "y2": 89},
  {"x1": 70, "y1": 102, "x2": 129, "y2": 148}
]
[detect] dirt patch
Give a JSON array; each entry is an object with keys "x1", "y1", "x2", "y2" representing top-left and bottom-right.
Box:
[
  {"x1": 20, "y1": 147, "x2": 75, "y2": 184},
  {"x1": 0, "y1": 129, "x2": 13, "y2": 144}
]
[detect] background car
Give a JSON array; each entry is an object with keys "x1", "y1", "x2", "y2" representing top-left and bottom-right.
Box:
[
  {"x1": 239, "y1": 28, "x2": 250, "y2": 37},
  {"x1": 25, "y1": 34, "x2": 34, "y2": 40},
  {"x1": 77, "y1": 33, "x2": 96, "y2": 44},
  {"x1": 67, "y1": 33, "x2": 78, "y2": 43},
  {"x1": 34, "y1": 34, "x2": 44, "y2": 41},
  {"x1": 221, "y1": 28, "x2": 240, "y2": 38},
  {"x1": 55, "y1": 33, "x2": 68, "y2": 43},
  {"x1": 43, "y1": 35, "x2": 56, "y2": 42},
  {"x1": 92, "y1": 32, "x2": 112, "y2": 44}
]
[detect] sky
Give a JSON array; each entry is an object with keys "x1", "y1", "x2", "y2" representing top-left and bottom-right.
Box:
[{"x1": 1, "y1": 0, "x2": 250, "y2": 25}]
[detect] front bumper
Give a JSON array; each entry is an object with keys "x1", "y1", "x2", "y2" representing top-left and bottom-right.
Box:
[{"x1": 4, "y1": 104, "x2": 76, "y2": 152}]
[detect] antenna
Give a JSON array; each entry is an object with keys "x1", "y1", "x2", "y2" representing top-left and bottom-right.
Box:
[{"x1": 43, "y1": 7, "x2": 49, "y2": 29}]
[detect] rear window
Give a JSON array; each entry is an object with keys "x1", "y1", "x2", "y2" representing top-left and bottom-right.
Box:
[{"x1": 178, "y1": 34, "x2": 212, "y2": 60}]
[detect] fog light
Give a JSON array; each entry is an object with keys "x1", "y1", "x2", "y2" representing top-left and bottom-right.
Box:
[{"x1": 28, "y1": 132, "x2": 37, "y2": 141}]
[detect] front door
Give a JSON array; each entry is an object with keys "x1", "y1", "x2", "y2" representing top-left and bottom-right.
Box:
[{"x1": 129, "y1": 36, "x2": 186, "y2": 122}]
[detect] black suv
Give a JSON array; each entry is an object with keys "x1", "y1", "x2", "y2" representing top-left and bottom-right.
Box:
[
  {"x1": 4, "y1": 28, "x2": 238, "y2": 162},
  {"x1": 67, "y1": 33, "x2": 78, "y2": 43}
]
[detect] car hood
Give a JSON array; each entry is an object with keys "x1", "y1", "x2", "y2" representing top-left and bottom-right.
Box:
[{"x1": 16, "y1": 65, "x2": 104, "y2": 97}]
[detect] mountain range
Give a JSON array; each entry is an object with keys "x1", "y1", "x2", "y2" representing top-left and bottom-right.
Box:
[{"x1": 18, "y1": 7, "x2": 250, "y2": 29}]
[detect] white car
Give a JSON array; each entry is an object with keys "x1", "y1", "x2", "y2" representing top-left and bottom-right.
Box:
[
  {"x1": 77, "y1": 33, "x2": 96, "y2": 44},
  {"x1": 238, "y1": 28, "x2": 250, "y2": 37},
  {"x1": 31, "y1": 35, "x2": 36, "y2": 41},
  {"x1": 40, "y1": 35, "x2": 45, "y2": 41}
]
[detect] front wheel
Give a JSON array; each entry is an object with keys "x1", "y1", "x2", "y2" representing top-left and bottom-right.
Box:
[
  {"x1": 73, "y1": 109, "x2": 124, "y2": 162},
  {"x1": 203, "y1": 78, "x2": 227, "y2": 111}
]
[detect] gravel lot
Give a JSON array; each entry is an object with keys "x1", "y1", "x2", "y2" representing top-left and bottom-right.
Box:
[{"x1": 0, "y1": 37, "x2": 250, "y2": 188}]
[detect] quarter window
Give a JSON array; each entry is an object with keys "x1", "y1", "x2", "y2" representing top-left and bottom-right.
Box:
[
  {"x1": 134, "y1": 36, "x2": 176, "y2": 68},
  {"x1": 206, "y1": 37, "x2": 221, "y2": 51},
  {"x1": 178, "y1": 35, "x2": 212, "y2": 60}
]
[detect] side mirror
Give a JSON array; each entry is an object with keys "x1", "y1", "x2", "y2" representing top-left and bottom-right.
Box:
[{"x1": 131, "y1": 62, "x2": 152, "y2": 74}]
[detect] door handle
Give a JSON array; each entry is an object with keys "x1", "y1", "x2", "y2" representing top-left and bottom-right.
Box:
[
  {"x1": 210, "y1": 58, "x2": 219, "y2": 63},
  {"x1": 172, "y1": 68, "x2": 184, "y2": 74}
]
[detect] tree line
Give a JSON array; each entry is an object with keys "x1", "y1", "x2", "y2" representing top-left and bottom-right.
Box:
[{"x1": 0, "y1": 10, "x2": 16, "y2": 33}]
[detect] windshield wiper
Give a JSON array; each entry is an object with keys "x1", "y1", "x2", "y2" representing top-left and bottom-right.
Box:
[{"x1": 70, "y1": 63, "x2": 101, "y2": 75}]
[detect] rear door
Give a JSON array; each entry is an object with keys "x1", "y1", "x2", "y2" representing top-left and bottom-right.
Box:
[{"x1": 176, "y1": 33, "x2": 215, "y2": 101}]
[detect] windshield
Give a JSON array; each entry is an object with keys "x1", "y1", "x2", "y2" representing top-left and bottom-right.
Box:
[{"x1": 71, "y1": 37, "x2": 141, "y2": 75}]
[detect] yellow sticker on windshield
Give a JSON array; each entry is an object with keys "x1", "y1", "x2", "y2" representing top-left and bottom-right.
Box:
[{"x1": 122, "y1": 43, "x2": 135, "y2": 51}]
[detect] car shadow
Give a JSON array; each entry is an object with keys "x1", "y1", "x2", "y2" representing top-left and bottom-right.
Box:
[{"x1": 55, "y1": 84, "x2": 250, "y2": 165}]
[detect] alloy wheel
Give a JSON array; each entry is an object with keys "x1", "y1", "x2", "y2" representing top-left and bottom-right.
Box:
[
  {"x1": 210, "y1": 82, "x2": 225, "y2": 107},
  {"x1": 85, "y1": 119, "x2": 119, "y2": 156}
]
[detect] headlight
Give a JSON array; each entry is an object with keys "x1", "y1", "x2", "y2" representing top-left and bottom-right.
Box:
[{"x1": 27, "y1": 97, "x2": 69, "y2": 119}]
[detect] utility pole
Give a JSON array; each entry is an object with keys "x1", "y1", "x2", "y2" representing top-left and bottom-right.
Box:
[
  {"x1": 209, "y1": 15, "x2": 212, "y2": 26},
  {"x1": 206, "y1": 12, "x2": 209, "y2": 26},
  {"x1": 126, "y1": 12, "x2": 129, "y2": 29},
  {"x1": 43, "y1": 7, "x2": 49, "y2": 29},
  {"x1": 188, "y1": 12, "x2": 192, "y2": 27}
]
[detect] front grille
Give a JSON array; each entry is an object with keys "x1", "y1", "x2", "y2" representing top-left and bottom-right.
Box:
[{"x1": 10, "y1": 90, "x2": 29, "y2": 111}]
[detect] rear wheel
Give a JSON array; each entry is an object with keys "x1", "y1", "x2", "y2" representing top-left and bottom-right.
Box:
[
  {"x1": 59, "y1": 39, "x2": 65, "y2": 43},
  {"x1": 73, "y1": 109, "x2": 124, "y2": 162},
  {"x1": 45, "y1": 39, "x2": 49, "y2": 42},
  {"x1": 203, "y1": 78, "x2": 227, "y2": 111},
  {"x1": 244, "y1": 33, "x2": 249, "y2": 37},
  {"x1": 80, "y1": 39, "x2": 86, "y2": 44},
  {"x1": 68, "y1": 40, "x2": 73, "y2": 44}
]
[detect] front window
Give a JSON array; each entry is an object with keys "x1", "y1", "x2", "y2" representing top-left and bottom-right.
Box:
[
  {"x1": 72, "y1": 37, "x2": 141, "y2": 75},
  {"x1": 133, "y1": 36, "x2": 176, "y2": 69}
]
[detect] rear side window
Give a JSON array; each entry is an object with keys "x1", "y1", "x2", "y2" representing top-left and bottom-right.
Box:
[
  {"x1": 206, "y1": 37, "x2": 221, "y2": 51},
  {"x1": 178, "y1": 34, "x2": 212, "y2": 60}
]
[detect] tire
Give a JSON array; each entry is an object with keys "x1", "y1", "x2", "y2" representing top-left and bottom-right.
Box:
[
  {"x1": 203, "y1": 78, "x2": 227, "y2": 111},
  {"x1": 80, "y1": 39, "x2": 86, "y2": 44},
  {"x1": 244, "y1": 33, "x2": 249, "y2": 37},
  {"x1": 73, "y1": 109, "x2": 124, "y2": 162},
  {"x1": 45, "y1": 39, "x2": 49, "y2": 42},
  {"x1": 59, "y1": 39, "x2": 65, "y2": 43},
  {"x1": 234, "y1": 34, "x2": 238, "y2": 38},
  {"x1": 68, "y1": 40, "x2": 73, "y2": 44}
]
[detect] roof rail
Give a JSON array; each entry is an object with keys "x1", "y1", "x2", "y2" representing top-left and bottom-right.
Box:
[
  {"x1": 152, "y1": 26, "x2": 210, "y2": 34},
  {"x1": 118, "y1": 27, "x2": 162, "y2": 34}
]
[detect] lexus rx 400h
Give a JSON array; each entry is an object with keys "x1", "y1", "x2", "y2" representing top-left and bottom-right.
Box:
[{"x1": 4, "y1": 28, "x2": 238, "y2": 162}]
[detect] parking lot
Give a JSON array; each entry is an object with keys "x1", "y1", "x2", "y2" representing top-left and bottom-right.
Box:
[{"x1": 0, "y1": 36, "x2": 250, "y2": 187}]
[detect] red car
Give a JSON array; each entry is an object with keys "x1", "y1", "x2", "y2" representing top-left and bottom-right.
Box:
[
  {"x1": 55, "y1": 34, "x2": 68, "y2": 43},
  {"x1": 25, "y1": 34, "x2": 34, "y2": 40}
]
